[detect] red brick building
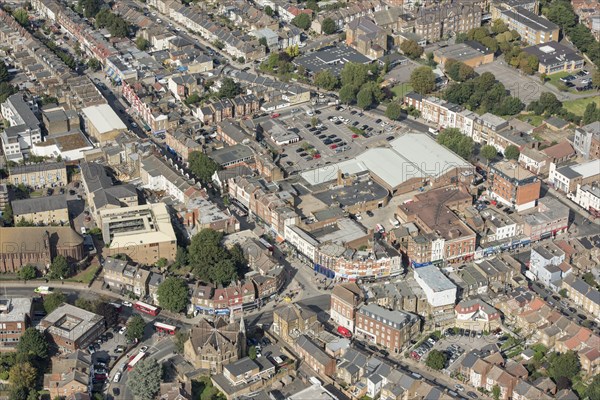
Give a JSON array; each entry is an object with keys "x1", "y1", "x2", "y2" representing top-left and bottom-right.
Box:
[
  {"x1": 488, "y1": 160, "x2": 540, "y2": 212},
  {"x1": 40, "y1": 304, "x2": 105, "y2": 352},
  {"x1": 0, "y1": 298, "x2": 32, "y2": 351},
  {"x1": 355, "y1": 304, "x2": 420, "y2": 354},
  {"x1": 330, "y1": 282, "x2": 364, "y2": 332}
]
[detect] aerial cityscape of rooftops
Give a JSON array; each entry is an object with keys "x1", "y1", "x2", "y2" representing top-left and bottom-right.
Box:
[{"x1": 0, "y1": 0, "x2": 599, "y2": 398}]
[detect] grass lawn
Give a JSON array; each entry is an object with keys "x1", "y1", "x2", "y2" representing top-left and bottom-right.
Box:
[
  {"x1": 547, "y1": 71, "x2": 572, "y2": 88},
  {"x1": 349, "y1": 126, "x2": 365, "y2": 136},
  {"x1": 70, "y1": 264, "x2": 100, "y2": 284},
  {"x1": 563, "y1": 97, "x2": 600, "y2": 116},
  {"x1": 391, "y1": 82, "x2": 413, "y2": 99},
  {"x1": 516, "y1": 113, "x2": 545, "y2": 127}
]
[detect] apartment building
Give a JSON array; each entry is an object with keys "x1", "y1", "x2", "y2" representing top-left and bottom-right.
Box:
[
  {"x1": 0, "y1": 93, "x2": 42, "y2": 162},
  {"x1": 330, "y1": 282, "x2": 364, "y2": 332},
  {"x1": 549, "y1": 159, "x2": 600, "y2": 194},
  {"x1": 488, "y1": 160, "x2": 541, "y2": 211},
  {"x1": 415, "y1": 4, "x2": 482, "y2": 42},
  {"x1": 100, "y1": 203, "x2": 177, "y2": 265},
  {"x1": 12, "y1": 195, "x2": 69, "y2": 225},
  {"x1": 355, "y1": 304, "x2": 419, "y2": 354},
  {"x1": 272, "y1": 304, "x2": 318, "y2": 344},
  {"x1": 523, "y1": 42, "x2": 585, "y2": 75},
  {"x1": 0, "y1": 298, "x2": 31, "y2": 352},
  {"x1": 499, "y1": 7, "x2": 559, "y2": 45},
  {"x1": 569, "y1": 184, "x2": 600, "y2": 217},
  {"x1": 8, "y1": 162, "x2": 67, "y2": 189},
  {"x1": 345, "y1": 17, "x2": 388, "y2": 59},
  {"x1": 40, "y1": 304, "x2": 105, "y2": 352},
  {"x1": 454, "y1": 299, "x2": 501, "y2": 332},
  {"x1": 520, "y1": 197, "x2": 570, "y2": 241},
  {"x1": 294, "y1": 335, "x2": 336, "y2": 376},
  {"x1": 573, "y1": 121, "x2": 600, "y2": 160}
]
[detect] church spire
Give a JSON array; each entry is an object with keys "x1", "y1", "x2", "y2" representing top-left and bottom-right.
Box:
[{"x1": 239, "y1": 310, "x2": 246, "y2": 334}]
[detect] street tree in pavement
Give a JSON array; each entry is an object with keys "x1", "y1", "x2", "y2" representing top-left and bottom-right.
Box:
[
  {"x1": 43, "y1": 291, "x2": 66, "y2": 314},
  {"x1": 127, "y1": 359, "x2": 161, "y2": 400},
  {"x1": 504, "y1": 145, "x2": 520, "y2": 160},
  {"x1": 385, "y1": 102, "x2": 403, "y2": 121},
  {"x1": 357, "y1": 86, "x2": 374, "y2": 110},
  {"x1": 126, "y1": 315, "x2": 146, "y2": 342},
  {"x1": 157, "y1": 277, "x2": 188, "y2": 313},
  {"x1": 480, "y1": 145, "x2": 498, "y2": 164}
]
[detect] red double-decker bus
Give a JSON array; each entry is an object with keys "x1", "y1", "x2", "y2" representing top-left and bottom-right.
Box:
[
  {"x1": 134, "y1": 301, "x2": 160, "y2": 316},
  {"x1": 154, "y1": 321, "x2": 177, "y2": 335},
  {"x1": 127, "y1": 352, "x2": 145, "y2": 371}
]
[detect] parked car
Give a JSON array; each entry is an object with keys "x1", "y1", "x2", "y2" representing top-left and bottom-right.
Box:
[{"x1": 119, "y1": 326, "x2": 127, "y2": 335}]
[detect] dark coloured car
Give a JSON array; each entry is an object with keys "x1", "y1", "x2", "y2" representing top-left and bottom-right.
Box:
[
  {"x1": 366, "y1": 210, "x2": 374, "y2": 217},
  {"x1": 296, "y1": 148, "x2": 304, "y2": 153},
  {"x1": 323, "y1": 139, "x2": 333, "y2": 145},
  {"x1": 352, "y1": 121, "x2": 359, "y2": 126},
  {"x1": 333, "y1": 138, "x2": 342, "y2": 143},
  {"x1": 375, "y1": 119, "x2": 382, "y2": 124},
  {"x1": 386, "y1": 136, "x2": 394, "y2": 141},
  {"x1": 350, "y1": 110, "x2": 357, "y2": 115},
  {"x1": 299, "y1": 152, "x2": 308, "y2": 157},
  {"x1": 334, "y1": 120, "x2": 342, "y2": 125},
  {"x1": 318, "y1": 134, "x2": 327, "y2": 139}
]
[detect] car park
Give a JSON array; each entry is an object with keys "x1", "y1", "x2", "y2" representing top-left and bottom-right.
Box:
[{"x1": 560, "y1": 75, "x2": 576, "y2": 82}]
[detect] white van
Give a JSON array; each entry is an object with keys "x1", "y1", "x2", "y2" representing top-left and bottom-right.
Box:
[
  {"x1": 389, "y1": 218, "x2": 400, "y2": 228},
  {"x1": 428, "y1": 127, "x2": 439, "y2": 135}
]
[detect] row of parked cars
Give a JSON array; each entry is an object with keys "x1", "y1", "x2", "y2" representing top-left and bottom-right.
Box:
[{"x1": 410, "y1": 334, "x2": 439, "y2": 360}]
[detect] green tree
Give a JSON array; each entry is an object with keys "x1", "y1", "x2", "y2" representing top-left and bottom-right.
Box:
[
  {"x1": 492, "y1": 384, "x2": 501, "y2": 400},
  {"x1": 539, "y1": 92, "x2": 562, "y2": 115},
  {"x1": 173, "y1": 246, "x2": 188, "y2": 270},
  {"x1": 43, "y1": 291, "x2": 66, "y2": 314},
  {"x1": 48, "y1": 255, "x2": 69, "y2": 279},
  {"x1": 410, "y1": 66, "x2": 436, "y2": 95},
  {"x1": 16, "y1": 328, "x2": 48, "y2": 360},
  {"x1": 313, "y1": 70, "x2": 338, "y2": 90},
  {"x1": 322, "y1": 18, "x2": 337, "y2": 35},
  {"x1": 340, "y1": 62, "x2": 370, "y2": 88},
  {"x1": 385, "y1": 102, "x2": 403, "y2": 121},
  {"x1": 126, "y1": 315, "x2": 146, "y2": 342},
  {"x1": 491, "y1": 19, "x2": 508, "y2": 34},
  {"x1": 188, "y1": 151, "x2": 220, "y2": 183},
  {"x1": 85, "y1": 57, "x2": 99, "y2": 72},
  {"x1": 481, "y1": 145, "x2": 498, "y2": 163},
  {"x1": 356, "y1": 86, "x2": 374, "y2": 110},
  {"x1": 339, "y1": 85, "x2": 358, "y2": 105},
  {"x1": 8, "y1": 386, "x2": 29, "y2": 400},
  {"x1": 292, "y1": 13, "x2": 311, "y2": 30},
  {"x1": 248, "y1": 345, "x2": 257, "y2": 360},
  {"x1": 425, "y1": 349, "x2": 446, "y2": 370},
  {"x1": 548, "y1": 351, "x2": 581, "y2": 381},
  {"x1": 136, "y1": 36, "x2": 150, "y2": 51},
  {"x1": 174, "y1": 331, "x2": 188, "y2": 354},
  {"x1": 264, "y1": 5, "x2": 273, "y2": 16},
  {"x1": 1, "y1": 203, "x2": 13, "y2": 226},
  {"x1": 79, "y1": 0, "x2": 102, "y2": 18},
  {"x1": 218, "y1": 77, "x2": 241, "y2": 99},
  {"x1": 157, "y1": 277, "x2": 188, "y2": 313},
  {"x1": 559, "y1": 288, "x2": 568, "y2": 298},
  {"x1": 592, "y1": 69, "x2": 600, "y2": 89},
  {"x1": 188, "y1": 229, "x2": 238, "y2": 285},
  {"x1": 238, "y1": 56, "x2": 245, "y2": 64},
  {"x1": 184, "y1": 92, "x2": 201, "y2": 105},
  {"x1": 0, "y1": 82, "x2": 18, "y2": 103},
  {"x1": 12, "y1": 9, "x2": 29, "y2": 26},
  {"x1": 15, "y1": 217, "x2": 34, "y2": 227},
  {"x1": 0, "y1": 61, "x2": 9, "y2": 83},
  {"x1": 400, "y1": 40, "x2": 424, "y2": 59},
  {"x1": 583, "y1": 102, "x2": 600, "y2": 124},
  {"x1": 445, "y1": 60, "x2": 475, "y2": 82},
  {"x1": 9, "y1": 362, "x2": 37, "y2": 389},
  {"x1": 75, "y1": 298, "x2": 95, "y2": 311},
  {"x1": 127, "y1": 358, "x2": 161, "y2": 400},
  {"x1": 26, "y1": 390, "x2": 38, "y2": 400},
  {"x1": 504, "y1": 145, "x2": 520, "y2": 160},
  {"x1": 95, "y1": 302, "x2": 119, "y2": 327},
  {"x1": 17, "y1": 265, "x2": 37, "y2": 281},
  {"x1": 587, "y1": 374, "x2": 600, "y2": 400},
  {"x1": 258, "y1": 37, "x2": 267, "y2": 48},
  {"x1": 582, "y1": 272, "x2": 598, "y2": 288},
  {"x1": 437, "y1": 128, "x2": 474, "y2": 159}
]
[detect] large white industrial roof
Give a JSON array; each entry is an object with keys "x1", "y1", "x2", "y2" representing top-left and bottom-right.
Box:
[
  {"x1": 571, "y1": 159, "x2": 600, "y2": 179},
  {"x1": 81, "y1": 104, "x2": 127, "y2": 134},
  {"x1": 301, "y1": 132, "x2": 471, "y2": 188}
]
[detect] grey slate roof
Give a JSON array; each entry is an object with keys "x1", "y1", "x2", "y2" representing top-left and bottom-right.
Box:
[{"x1": 12, "y1": 195, "x2": 68, "y2": 215}]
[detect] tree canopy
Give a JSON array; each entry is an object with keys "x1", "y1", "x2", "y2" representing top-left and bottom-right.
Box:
[
  {"x1": 96, "y1": 302, "x2": 119, "y2": 328},
  {"x1": 127, "y1": 358, "x2": 161, "y2": 400},
  {"x1": 339, "y1": 85, "x2": 358, "y2": 105},
  {"x1": 188, "y1": 151, "x2": 220, "y2": 184},
  {"x1": 425, "y1": 349, "x2": 446, "y2": 370},
  {"x1": 291, "y1": 13, "x2": 311, "y2": 30},
  {"x1": 340, "y1": 63, "x2": 370, "y2": 88},
  {"x1": 188, "y1": 229, "x2": 247, "y2": 285},
  {"x1": 9, "y1": 362, "x2": 37, "y2": 391},
  {"x1": 12, "y1": 9, "x2": 29, "y2": 26},
  {"x1": 17, "y1": 265, "x2": 36, "y2": 281},
  {"x1": 437, "y1": 128, "x2": 474, "y2": 160},
  {"x1": 48, "y1": 255, "x2": 69, "y2": 279},
  {"x1": 218, "y1": 78, "x2": 241, "y2": 99},
  {"x1": 583, "y1": 102, "x2": 600, "y2": 125},
  {"x1": 126, "y1": 315, "x2": 146, "y2": 342},
  {"x1": 385, "y1": 102, "x2": 403, "y2": 121},
  {"x1": 322, "y1": 18, "x2": 337, "y2": 35},
  {"x1": 43, "y1": 291, "x2": 66, "y2": 314},
  {"x1": 356, "y1": 86, "x2": 374, "y2": 110},
  {"x1": 0, "y1": 61, "x2": 10, "y2": 83},
  {"x1": 400, "y1": 40, "x2": 424, "y2": 59},
  {"x1": 548, "y1": 351, "x2": 581, "y2": 382},
  {"x1": 157, "y1": 277, "x2": 189, "y2": 313},
  {"x1": 410, "y1": 66, "x2": 436, "y2": 95},
  {"x1": 136, "y1": 36, "x2": 150, "y2": 51},
  {"x1": 95, "y1": 9, "x2": 129, "y2": 38},
  {"x1": 313, "y1": 70, "x2": 338, "y2": 90},
  {"x1": 17, "y1": 328, "x2": 48, "y2": 361},
  {"x1": 445, "y1": 60, "x2": 475, "y2": 82},
  {"x1": 480, "y1": 145, "x2": 498, "y2": 163},
  {"x1": 504, "y1": 145, "x2": 520, "y2": 160}
]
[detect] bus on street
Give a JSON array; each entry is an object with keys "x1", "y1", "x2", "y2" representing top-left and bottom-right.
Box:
[
  {"x1": 154, "y1": 321, "x2": 177, "y2": 335},
  {"x1": 133, "y1": 301, "x2": 160, "y2": 316},
  {"x1": 127, "y1": 352, "x2": 145, "y2": 371}
]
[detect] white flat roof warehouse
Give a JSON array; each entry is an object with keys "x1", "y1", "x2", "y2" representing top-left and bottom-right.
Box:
[
  {"x1": 301, "y1": 133, "x2": 471, "y2": 188},
  {"x1": 81, "y1": 104, "x2": 127, "y2": 134}
]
